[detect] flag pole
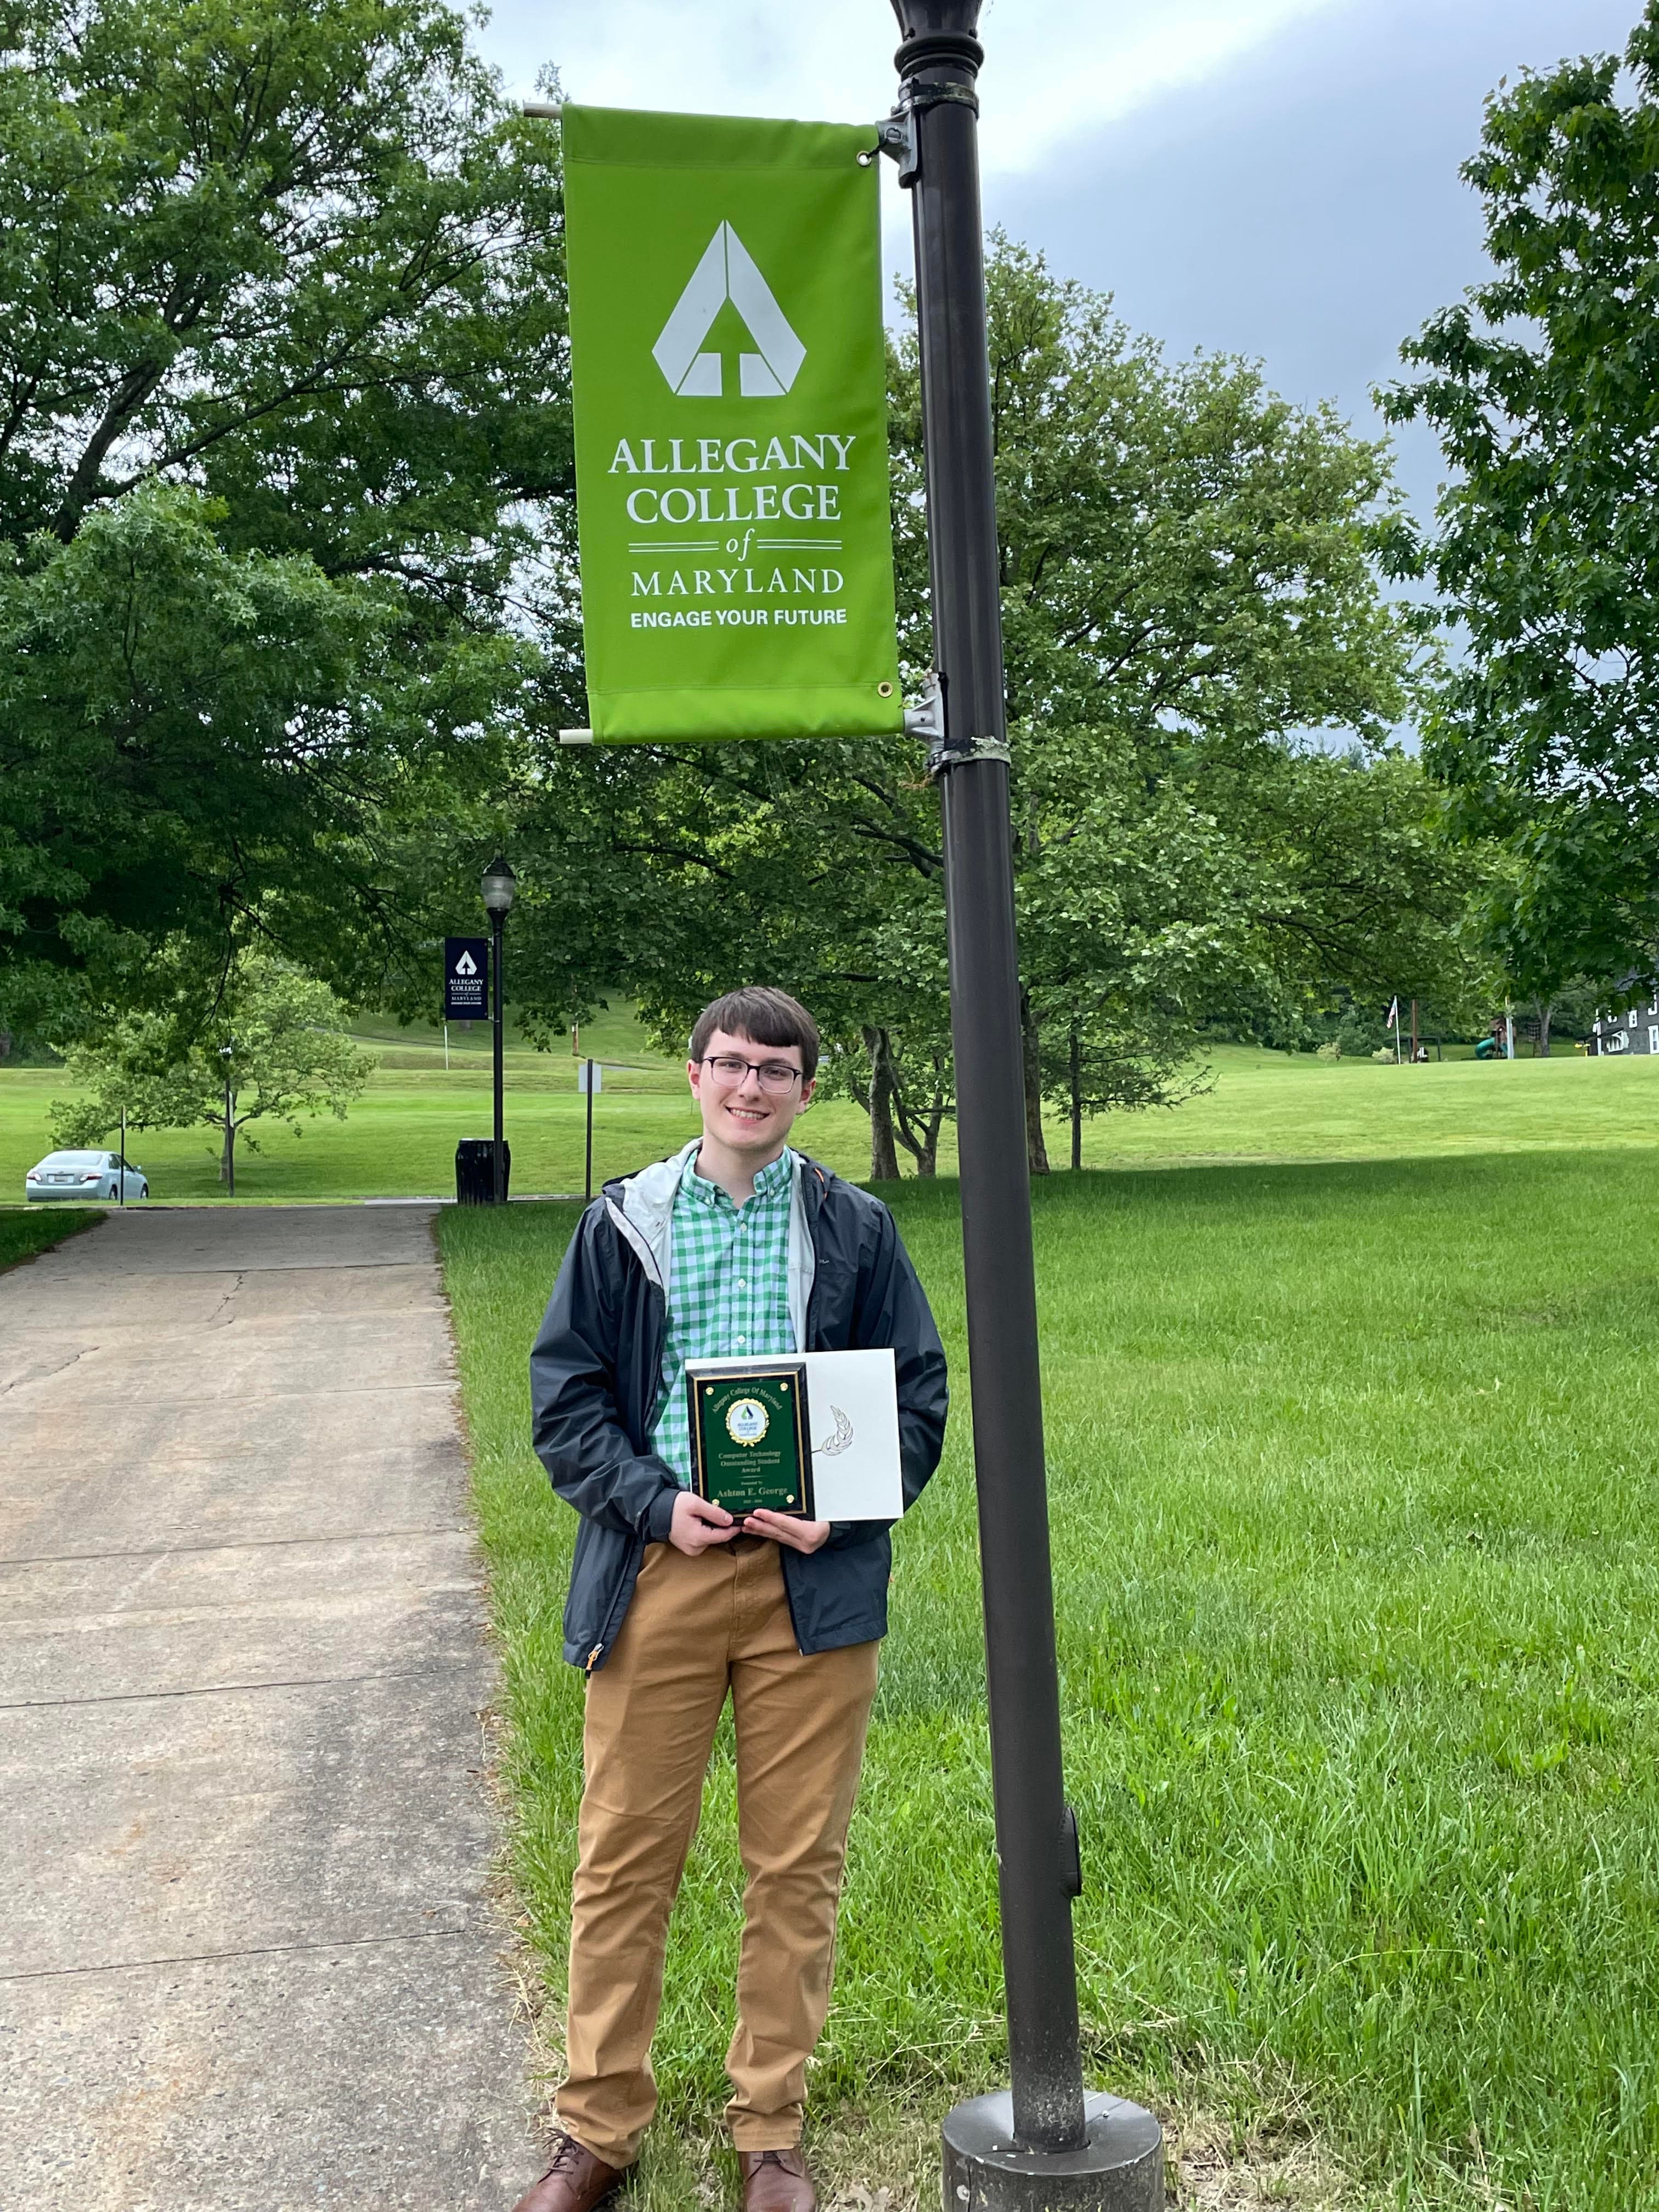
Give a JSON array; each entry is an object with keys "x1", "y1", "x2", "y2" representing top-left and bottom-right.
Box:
[{"x1": 585, "y1": 1059, "x2": 595, "y2": 1204}]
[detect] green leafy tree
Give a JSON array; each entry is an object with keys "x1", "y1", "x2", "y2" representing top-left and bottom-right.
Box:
[
  {"x1": 0, "y1": 0, "x2": 569, "y2": 560},
  {"x1": 0, "y1": 0, "x2": 571, "y2": 1018},
  {"x1": 1048, "y1": 1012, "x2": 1213, "y2": 1174},
  {"x1": 809, "y1": 1023, "x2": 955, "y2": 1181},
  {"x1": 1523, "y1": 974, "x2": 1602, "y2": 1056},
  {"x1": 509, "y1": 244, "x2": 1455, "y2": 1176},
  {"x1": 52, "y1": 951, "x2": 374, "y2": 1189},
  {"x1": 923, "y1": 245, "x2": 1453, "y2": 1169},
  {"x1": 1199, "y1": 743, "x2": 1486, "y2": 1030},
  {"x1": 1383, "y1": 3, "x2": 1659, "y2": 997},
  {"x1": 896, "y1": 239, "x2": 1421, "y2": 746},
  {"x1": 0, "y1": 481, "x2": 509, "y2": 1031}
]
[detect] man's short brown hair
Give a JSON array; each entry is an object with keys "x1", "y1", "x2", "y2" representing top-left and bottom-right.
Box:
[{"x1": 690, "y1": 988, "x2": 820, "y2": 1082}]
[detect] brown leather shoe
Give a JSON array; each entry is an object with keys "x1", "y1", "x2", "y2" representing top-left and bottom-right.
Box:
[
  {"x1": 738, "y1": 2146, "x2": 816, "y2": 2212},
  {"x1": 511, "y1": 2130, "x2": 630, "y2": 2212}
]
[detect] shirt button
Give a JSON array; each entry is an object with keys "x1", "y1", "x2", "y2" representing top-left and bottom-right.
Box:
[{"x1": 736, "y1": 1336, "x2": 747, "y2": 1346}]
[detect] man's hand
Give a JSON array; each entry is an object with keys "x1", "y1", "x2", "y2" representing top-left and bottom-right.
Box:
[
  {"x1": 742, "y1": 1510, "x2": 831, "y2": 1555},
  {"x1": 669, "y1": 1490, "x2": 737, "y2": 1555}
]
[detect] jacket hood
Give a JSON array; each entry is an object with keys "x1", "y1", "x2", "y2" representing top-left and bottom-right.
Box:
[
  {"x1": 602, "y1": 1141, "x2": 821, "y2": 1340},
  {"x1": 603, "y1": 1141, "x2": 697, "y2": 1284}
]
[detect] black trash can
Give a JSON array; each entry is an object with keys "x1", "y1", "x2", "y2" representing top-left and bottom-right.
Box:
[{"x1": 455, "y1": 1138, "x2": 510, "y2": 1205}]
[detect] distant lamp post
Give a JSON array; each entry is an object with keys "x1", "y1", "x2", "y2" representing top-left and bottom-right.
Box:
[{"x1": 481, "y1": 857, "x2": 516, "y2": 1203}]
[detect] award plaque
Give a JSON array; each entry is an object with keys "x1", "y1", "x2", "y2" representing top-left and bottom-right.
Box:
[{"x1": 686, "y1": 1359, "x2": 815, "y2": 1520}]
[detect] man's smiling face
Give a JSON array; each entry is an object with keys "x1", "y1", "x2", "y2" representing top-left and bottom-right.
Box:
[{"x1": 687, "y1": 1027, "x2": 814, "y2": 1161}]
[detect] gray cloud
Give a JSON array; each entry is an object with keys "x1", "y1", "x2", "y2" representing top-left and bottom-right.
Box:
[{"x1": 984, "y1": 0, "x2": 1639, "y2": 514}]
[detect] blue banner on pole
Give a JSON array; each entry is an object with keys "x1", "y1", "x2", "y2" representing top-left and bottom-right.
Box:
[{"x1": 444, "y1": 937, "x2": 489, "y2": 1021}]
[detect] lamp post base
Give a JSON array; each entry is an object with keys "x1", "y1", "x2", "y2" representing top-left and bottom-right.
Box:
[{"x1": 942, "y1": 2091, "x2": 1162, "y2": 2212}]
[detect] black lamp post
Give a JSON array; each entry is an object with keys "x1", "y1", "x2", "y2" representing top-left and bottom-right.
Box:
[
  {"x1": 887, "y1": 4, "x2": 1163, "y2": 2204},
  {"x1": 481, "y1": 856, "x2": 516, "y2": 1203}
]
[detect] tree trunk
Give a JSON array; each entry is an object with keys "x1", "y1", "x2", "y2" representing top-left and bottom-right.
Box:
[
  {"x1": 864, "y1": 1026, "x2": 901, "y2": 1181},
  {"x1": 901, "y1": 1089, "x2": 945, "y2": 1178},
  {"x1": 1020, "y1": 989, "x2": 1049, "y2": 1176},
  {"x1": 916, "y1": 1104, "x2": 943, "y2": 1177},
  {"x1": 892, "y1": 1047, "x2": 948, "y2": 1178},
  {"x1": 1537, "y1": 1001, "x2": 1553, "y2": 1057},
  {"x1": 220, "y1": 1109, "x2": 236, "y2": 1196},
  {"x1": 1069, "y1": 1024, "x2": 1082, "y2": 1172}
]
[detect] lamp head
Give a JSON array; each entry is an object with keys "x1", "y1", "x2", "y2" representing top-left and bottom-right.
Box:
[
  {"x1": 890, "y1": 0, "x2": 982, "y2": 30},
  {"x1": 481, "y1": 856, "x2": 517, "y2": 916},
  {"x1": 891, "y1": 0, "x2": 984, "y2": 71}
]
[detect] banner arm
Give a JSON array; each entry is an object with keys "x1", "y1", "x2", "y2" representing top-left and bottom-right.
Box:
[{"x1": 902, "y1": 672, "x2": 944, "y2": 743}]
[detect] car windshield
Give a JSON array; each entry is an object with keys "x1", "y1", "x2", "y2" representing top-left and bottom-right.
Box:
[{"x1": 37, "y1": 1153, "x2": 105, "y2": 1167}]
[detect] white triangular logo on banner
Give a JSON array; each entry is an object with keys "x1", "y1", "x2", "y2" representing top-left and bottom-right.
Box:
[
  {"x1": 652, "y1": 222, "x2": 806, "y2": 399},
  {"x1": 454, "y1": 950, "x2": 477, "y2": 975}
]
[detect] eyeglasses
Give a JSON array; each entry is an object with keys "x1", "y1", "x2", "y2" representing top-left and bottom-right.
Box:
[{"x1": 701, "y1": 1053, "x2": 804, "y2": 1094}]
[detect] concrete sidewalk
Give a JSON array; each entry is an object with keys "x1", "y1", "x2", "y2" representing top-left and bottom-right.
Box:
[{"x1": 0, "y1": 1206, "x2": 540, "y2": 2210}]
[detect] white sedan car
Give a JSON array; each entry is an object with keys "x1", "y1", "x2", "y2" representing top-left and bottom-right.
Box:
[{"x1": 25, "y1": 1150, "x2": 149, "y2": 1203}]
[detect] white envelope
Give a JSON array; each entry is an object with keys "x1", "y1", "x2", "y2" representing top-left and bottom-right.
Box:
[
  {"x1": 800, "y1": 1347, "x2": 904, "y2": 1520},
  {"x1": 682, "y1": 1347, "x2": 903, "y2": 1520}
]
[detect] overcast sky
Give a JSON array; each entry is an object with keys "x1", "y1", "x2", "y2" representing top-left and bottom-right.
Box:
[{"x1": 477, "y1": 0, "x2": 1641, "y2": 515}]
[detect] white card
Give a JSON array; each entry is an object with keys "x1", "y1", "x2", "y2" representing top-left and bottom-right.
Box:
[
  {"x1": 682, "y1": 1346, "x2": 904, "y2": 1520},
  {"x1": 801, "y1": 1347, "x2": 903, "y2": 1521}
]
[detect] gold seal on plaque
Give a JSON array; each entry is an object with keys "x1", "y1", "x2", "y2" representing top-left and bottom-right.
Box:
[{"x1": 725, "y1": 1396, "x2": 770, "y2": 1447}]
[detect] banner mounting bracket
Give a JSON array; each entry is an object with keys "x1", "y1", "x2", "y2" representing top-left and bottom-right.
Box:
[
  {"x1": 904, "y1": 672, "x2": 944, "y2": 744},
  {"x1": 910, "y1": 676, "x2": 1012, "y2": 778},
  {"x1": 871, "y1": 82, "x2": 980, "y2": 188},
  {"x1": 870, "y1": 106, "x2": 918, "y2": 185},
  {"x1": 909, "y1": 673, "x2": 1009, "y2": 775}
]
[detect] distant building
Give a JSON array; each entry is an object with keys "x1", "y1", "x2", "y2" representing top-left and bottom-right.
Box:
[{"x1": 1590, "y1": 989, "x2": 1659, "y2": 1056}]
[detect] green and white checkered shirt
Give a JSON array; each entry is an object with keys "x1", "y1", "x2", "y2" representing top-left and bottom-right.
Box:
[{"x1": 650, "y1": 1146, "x2": 797, "y2": 1487}]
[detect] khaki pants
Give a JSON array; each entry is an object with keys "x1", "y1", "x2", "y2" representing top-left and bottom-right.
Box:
[{"x1": 554, "y1": 1538, "x2": 879, "y2": 2168}]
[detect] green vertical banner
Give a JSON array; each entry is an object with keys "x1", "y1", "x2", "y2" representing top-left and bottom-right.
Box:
[{"x1": 562, "y1": 105, "x2": 905, "y2": 743}]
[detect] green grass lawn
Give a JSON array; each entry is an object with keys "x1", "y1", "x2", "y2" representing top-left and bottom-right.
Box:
[
  {"x1": 0, "y1": 1206, "x2": 103, "y2": 1268},
  {"x1": 0, "y1": 1001, "x2": 868, "y2": 1200},
  {"x1": 1, "y1": 1028, "x2": 1654, "y2": 1202},
  {"x1": 1093, "y1": 1041, "x2": 1659, "y2": 1167},
  {"x1": 439, "y1": 1116, "x2": 1659, "y2": 2212},
  {"x1": 12, "y1": 1008, "x2": 1659, "y2": 2200}
]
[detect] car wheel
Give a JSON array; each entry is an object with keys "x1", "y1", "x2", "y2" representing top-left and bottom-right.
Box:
[{"x1": 139, "y1": 1183, "x2": 149, "y2": 1200}]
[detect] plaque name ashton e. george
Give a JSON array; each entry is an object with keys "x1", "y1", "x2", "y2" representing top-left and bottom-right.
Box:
[{"x1": 687, "y1": 1358, "x2": 815, "y2": 1520}]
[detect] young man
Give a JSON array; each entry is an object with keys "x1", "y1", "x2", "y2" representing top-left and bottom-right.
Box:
[{"x1": 517, "y1": 988, "x2": 947, "y2": 2212}]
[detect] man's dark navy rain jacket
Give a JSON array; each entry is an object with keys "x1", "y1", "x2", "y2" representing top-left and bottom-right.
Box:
[{"x1": 528, "y1": 1141, "x2": 949, "y2": 1671}]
